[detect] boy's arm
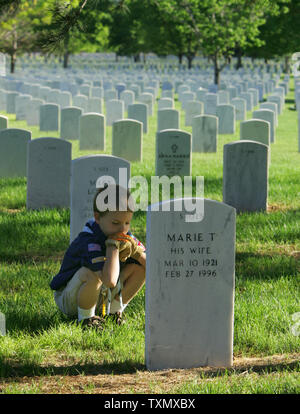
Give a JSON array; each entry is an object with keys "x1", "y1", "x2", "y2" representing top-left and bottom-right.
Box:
[
  {"x1": 135, "y1": 251, "x2": 146, "y2": 269},
  {"x1": 99, "y1": 246, "x2": 120, "y2": 288}
]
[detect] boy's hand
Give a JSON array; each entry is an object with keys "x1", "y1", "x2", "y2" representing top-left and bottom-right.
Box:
[{"x1": 106, "y1": 233, "x2": 144, "y2": 262}]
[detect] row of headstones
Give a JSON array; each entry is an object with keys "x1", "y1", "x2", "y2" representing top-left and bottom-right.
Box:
[
  {"x1": 0, "y1": 71, "x2": 287, "y2": 130},
  {"x1": 0, "y1": 76, "x2": 283, "y2": 181},
  {"x1": 0, "y1": 85, "x2": 283, "y2": 139},
  {"x1": 0, "y1": 95, "x2": 277, "y2": 182},
  {"x1": 1, "y1": 68, "x2": 275, "y2": 95},
  {"x1": 0, "y1": 127, "x2": 270, "y2": 220},
  {"x1": 1, "y1": 70, "x2": 285, "y2": 116},
  {"x1": 0, "y1": 87, "x2": 147, "y2": 122}
]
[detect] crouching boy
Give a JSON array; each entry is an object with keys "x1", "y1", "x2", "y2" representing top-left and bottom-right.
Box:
[{"x1": 50, "y1": 184, "x2": 146, "y2": 330}]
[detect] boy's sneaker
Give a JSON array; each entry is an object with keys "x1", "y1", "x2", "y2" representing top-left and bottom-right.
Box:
[
  {"x1": 106, "y1": 311, "x2": 125, "y2": 326},
  {"x1": 78, "y1": 315, "x2": 106, "y2": 331}
]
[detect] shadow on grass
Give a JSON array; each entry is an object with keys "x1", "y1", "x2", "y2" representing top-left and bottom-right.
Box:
[
  {"x1": 194, "y1": 359, "x2": 299, "y2": 379},
  {"x1": 1, "y1": 355, "x2": 298, "y2": 380},
  {"x1": 285, "y1": 98, "x2": 295, "y2": 105},
  {"x1": 0, "y1": 359, "x2": 146, "y2": 378},
  {"x1": 235, "y1": 251, "x2": 299, "y2": 281}
]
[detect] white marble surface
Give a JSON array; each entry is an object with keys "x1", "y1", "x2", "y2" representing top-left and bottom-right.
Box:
[
  {"x1": 0, "y1": 128, "x2": 31, "y2": 177},
  {"x1": 145, "y1": 198, "x2": 236, "y2": 370},
  {"x1": 157, "y1": 109, "x2": 179, "y2": 132},
  {"x1": 79, "y1": 113, "x2": 105, "y2": 150},
  {"x1": 112, "y1": 119, "x2": 142, "y2": 162},
  {"x1": 240, "y1": 119, "x2": 270, "y2": 147},
  {"x1": 253, "y1": 109, "x2": 275, "y2": 143},
  {"x1": 60, "y1": 106, "x2": 82, "y2": 140},
  {"x1": 223, "y1": 140, "x2": 269, "y2": 212},
  {"x1": 26, "y1": 138, "x2": 71, "y2": 209},
  {"x1": 155, "y1": 129, "x2": 191, "y2": 176},
  {"x1": 216, "y1": 104, "x2": 235, "y2": 134},
  {"x1": 70, "y1": 155, "x2": 130, "y2": 241},
  {"x1": 128, "y1": 103, "x2": 148, "y2": 133},
  {"x1": 106, "y1": 99, "x2": 124, "y2": 126},
  {"x1": 192, "y1": 115, "x2": 217, "y2": 153},
  {"x1": 39, "y1": 103, "x2": 59, "y2": 132}
]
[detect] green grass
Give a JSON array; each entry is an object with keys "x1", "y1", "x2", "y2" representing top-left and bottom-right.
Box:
[{"x1": 0, "y1": 74, "x2": 299, "y2": 394}]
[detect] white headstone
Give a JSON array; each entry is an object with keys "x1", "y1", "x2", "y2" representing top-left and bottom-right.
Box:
[
  {"x1": 252, "y1": 109, "x2": 275, "y2": 143},
  {"x1": 128, "y1": 103, "x2": 148, "y2": 133},
  {"x1": 156, "y1": 129, "x2": 191, "y2": 176},
  {"x1": 260, "y1": 102, "x2": 278, "y2": 126},
  {"x1": 112, "y1": 119, "x2": 143, "y2": 162},
  {"x1": 145, "y1": 198, "x2": 236, "y2": 370},
  {"x1": 60, "y1": 106, "x2": 82, "y2": 140},
  {"x1": 40, "y1": 104, "x2": 60, "y2": 131},
  {"x1": 16, "y1": 94, "x2": 32, "y2": 121},
  {"x1": 70, "y1": 155, "x2": 130, "y2": 242},
  {"x1": 158, "y1": 98, "x2": 174, "y2": 110},
  {"x1": 0, "y1": 128, "x2": 31, "y2": 177},
  {"x1": 216, "y1": 104, "x2": 235, "y2": 134},
  {"x1": 87, "y1": 97, "x2": 103, "y2": 114},
  {"x1": 120, "y1": 90, "x2": 134, "y2": 112},
  {"x1": 138, "y1": 93, "x2": 154, "y2": 116},
  {"x1": 106, "y1": 99, "x2": 124, "y2": 126},
  {"x1": 6, "y1": 92, "x2": 19, "y2": 113},
  {"x1": 231, "y1": 98, "x2": 246, "y2": 121},
  {"x1": 185, "y1": 100, "x2": 203, "y2": 126},
  {"x1": 79, "y1": 113, "x2": 105, "y2": 150},
  {"x1": 192, "y1": 115, "x2": 218, "y2": 153},
  {"x1": 180, "y1": 92, "x2": 196, "y2": 110},
  {"x1": 157, "y1": 109, "x2": 179, "y2": 132},
  {"x1": 240, "y1": 119, "x2": 270, "y2": 147},
  {"x1": 223, "y1": 140, "x2": 269, "y2": 212},
  {"x1": 204, "y1": 93, "x2": 218, "y2": 115},
  {"x1": 73, "y1": 94, "x2": 88, "y2": 112},
  {"x1": 26, "y1": 98, "x2": 44, "y2": 126},
  {"x1": 26, "y1": 138, "x2": 71, "y2": 209},
  {"x1": 240, "y1": 92, "x2": 253, "y2": 111}
]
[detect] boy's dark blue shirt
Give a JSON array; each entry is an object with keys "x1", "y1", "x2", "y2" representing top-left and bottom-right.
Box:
[{"x1": 50, "y1": 219, "x2": 144, "y2": 291}]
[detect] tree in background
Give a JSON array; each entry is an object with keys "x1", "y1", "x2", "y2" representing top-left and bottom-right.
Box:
[
  {"x1": 0, "y1": 0, "x2": 41, "y2": 73},
  {"x1": 150, "y1": 0, "x2": 289, "y2": 85},
  {"x1": 35, "y1": 0, "x2": 111, "y2": 68},
  {"x1": 245, "y1": 0, "x2": 298, "y2": 73}
]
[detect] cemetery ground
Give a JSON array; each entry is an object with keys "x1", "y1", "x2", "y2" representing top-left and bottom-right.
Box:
[{"x1": 0, "y1": 78, "x2": 299, "y2": 394}]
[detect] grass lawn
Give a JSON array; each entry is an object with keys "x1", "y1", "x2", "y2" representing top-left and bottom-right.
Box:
[{"x1": 0, "y1": 74, "x2": 299, "y2": 394}]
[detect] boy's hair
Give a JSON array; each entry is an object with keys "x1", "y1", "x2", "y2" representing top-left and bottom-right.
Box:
[{"x1": 93, "y1": 184, "x2": 135, "y2": 216}]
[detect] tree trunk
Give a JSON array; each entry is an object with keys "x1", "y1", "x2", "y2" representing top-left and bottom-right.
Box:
[
  {"x1": 186, "y1": 54, "x2": 194, "y2": 70},
  {"x1": 178, "y1": 53, "x2": 183, "y2": 65},
  {"x1": 284, "y1": 55, "x2": 290, "y2": 74},
  {"x1": 63, "y1": 33, "x2": 69, "y2": 69},
  {"x1": 10, "y1": 53, "x2": 16, "y2": 74},
  {"x1": 235, "y1": 48, "x2": 243, "y2": 70},
  {"x1": 214, "y1": 56, "x2": 220, "y2": 86},
  {"x1": 11, "y1": 26, "x2": 17, "y2": 74},
  {"x1": 133, "y1": 54, "x2": 140, "y2": 63}
]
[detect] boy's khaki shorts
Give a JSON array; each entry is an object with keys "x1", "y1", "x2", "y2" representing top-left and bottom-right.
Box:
[{"x1": 54, "y1": 266, "x2": 122, "y2": 317}]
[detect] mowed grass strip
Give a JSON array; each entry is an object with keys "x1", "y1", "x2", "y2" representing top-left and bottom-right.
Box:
[{"x1": 0, "y1": 76, "x2": 299, "y2": 393}]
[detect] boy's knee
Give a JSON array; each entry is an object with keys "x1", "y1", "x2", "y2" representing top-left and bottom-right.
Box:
[
  {"x1": 79, "y1": 267, "x2": 102, "y2": 287},
  {"x1": 121, "y1": 263, "x2": 145, "y2": 281}
]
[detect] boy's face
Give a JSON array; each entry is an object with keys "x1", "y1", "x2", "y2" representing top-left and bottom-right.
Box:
[{"x1": 94, "y1": 210, "x2": 133, "y2": 237}]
